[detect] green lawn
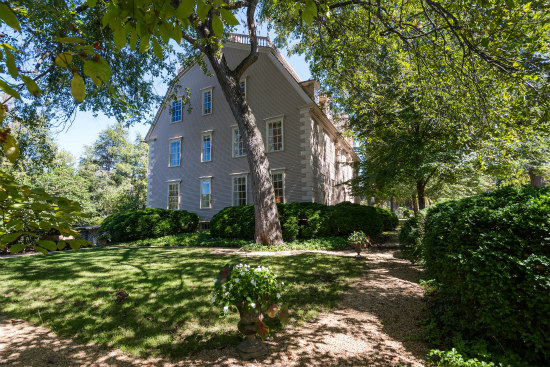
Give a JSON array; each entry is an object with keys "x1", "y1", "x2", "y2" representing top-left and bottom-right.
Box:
[{"x1": 0, "y1": 247, "x2": 363, "y2": 357}]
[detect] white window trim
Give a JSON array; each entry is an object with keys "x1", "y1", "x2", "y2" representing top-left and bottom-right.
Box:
[
  {"x1": 201, "y1": 87, "x2": 213, "y2": 116},
  {"x1": 271, "y1": 169, "x2": 286, "y2": 204},
  {"x1": 265, "y1": 116, "x2": 284, "y2": 153},
  {"x1": 232, "y1": 126, "x2": 246, "y2": 158},
  {"x1": 232, "y1": 174, "x2": 248, "y2": 206},
  {"x1": 167, "y1": 182, "x2": 180, "y2": 210},
  {"x1": 170, "y1": 98, "x2": 183, "y2": 123},
  {"x1": 168, "y1": 137, "x2": 183, "y2": 167},
  {"x1": 201, "y1": 131, "x2": 213, "y2": 163},
  {"x1": 200, "y1": 178, "x2": 212, "y2": 209}
]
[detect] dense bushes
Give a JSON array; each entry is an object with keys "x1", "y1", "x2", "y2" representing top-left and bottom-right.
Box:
[
  {"x1": 100, "y1": 208, "x2": 199, "y2": 242},
  {"x1": 375, "y1": 207, "x2": 399, "y2": 231},
  {"x1": 210, "y1": 202, "x2": 384, "y2": 241},
  {"x1": 421, "y1": 186, "x2": 550, "y2": 365},
  {"x1": 398, "y1": 210, "x2": 427, "y2": 263}
]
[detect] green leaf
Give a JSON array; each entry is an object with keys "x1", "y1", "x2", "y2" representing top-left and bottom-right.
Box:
[
  {"x1": 57, "y1": 241, "x2": 66, "y2": 250},
  {"x1": 196, "y1": 0, "x2": 210, "y2": 21},
  {"x1": 130, "y1": 28, "x2": 138, "y2": 50},
  {"x1": 86, "y1": 0, "x2": 98, "y2": 6},
  {"x1": 1, "y1": 232, "x2": 21, "y2": 244},
  {"x1": 176, "y1": 0, "x2": 194, "y2": 21},
  {"x1": 0, "y1": 79, "x2": 20, "y2": 99},
  {"x1": 481, "y1": 38, "x2": 490, "y2": 48},
  {"x1": 113, "y1": 27, "x2": 126, "y2": 50},
  {"x1": 303, "y1": 0, "x2": 317, "y2": 25},
  {"x1": 505, "y1": 0, "x2": 515, "y2": 9},
  {"x1": 138, "y1": 35, "x2": 151, "y2": 53},
  {"x1": 4, "y1": 134, "x2": 19, "y2": 163},
  {"x1": 54, "y1": 37, "x2": 85, "y2": 44},
  {"x1": 0, "y1": 3, "x2": 21, "y2": 32},
  {"x1": 219, "y1": 9, "x2": 239, "y2": 26},
  {"x1": 55, "y1": 52, "x2": 73, "y2": 67},
  {"x1": 5, "y1": 48, "x2": 17, "y2": 78},
  {"x1": 9, "y1": 243, "x2": 24, "y2": 254},
  {"x1": 212, "y1": 15, "x2": 223, "y2": 38},
  {"x1": 152, "y1": 39, "x2": 163, "y2": 60},
  {"x1": 35, "y1": 246, "x2": 48, "y2": 255},
  {"x1": 38, "y1": 240, "x2": 57, "y2": 251},
  {"x1": 83, "y1": 59, "x2": 112, "y2": 82},
  {"x1": 0, "y1": 190, "x2": 7, "y2": 201},
  {"x1": 20, "y1": 75, "x2": 41, "y2": 97},
  {"x1": 71, "y1": 73, "x2": 86, "y2": 103},
  {"x1": 158, "y1": 22, "x2": 171, "y2": 44}
]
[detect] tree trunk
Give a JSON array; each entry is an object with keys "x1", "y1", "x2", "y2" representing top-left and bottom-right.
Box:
[
  {"x1": 206, "y1": 56, "x2": 283, "y2": 245},
  {"x1": 412, "y1": 194, "x2": 418, "y2": 215},
  {"x1": 416, "y1": 181, "x2": 426, "y2": 210},
  {"x1": 528, "y1": 169, "x2": 546, "y2": 187},
  {"x1": 390, "y1": 196, "x2": 395, "y2": 212}
]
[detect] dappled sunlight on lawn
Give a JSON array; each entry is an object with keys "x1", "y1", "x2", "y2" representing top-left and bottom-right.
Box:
[{"x1": 0, "y1": 247, "x2": 362, "y2": 358}]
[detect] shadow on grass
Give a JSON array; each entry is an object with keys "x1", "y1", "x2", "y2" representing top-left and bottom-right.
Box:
[{"x1": 0, "y1": 247, "x2": 363, "y2": 360}]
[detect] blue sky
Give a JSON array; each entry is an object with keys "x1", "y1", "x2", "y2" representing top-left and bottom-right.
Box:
[{"x1": 52, "y1": 31, "x2": 311, "y2": 160}]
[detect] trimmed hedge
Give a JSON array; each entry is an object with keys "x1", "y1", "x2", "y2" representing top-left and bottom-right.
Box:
[
  {"x1": 210, "y1": 202, "x2": 384, "y2": 241},
  {"x1": 375, "y1": 207, "x2": 399, "y2": 231},
  {"x1": 100, "y1": 208, "x2": 199, "y2": 242},
  {"x1": 398, "y1": 210, "x2": 427, "y2": 263},
  {"x1": 421, "y1": 186, "x2": 550, "y2": 365}
]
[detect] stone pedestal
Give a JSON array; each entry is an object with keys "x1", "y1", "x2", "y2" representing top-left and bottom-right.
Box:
[{"x1": 236, "y1": 308, "x2": 268, "y2": 360}]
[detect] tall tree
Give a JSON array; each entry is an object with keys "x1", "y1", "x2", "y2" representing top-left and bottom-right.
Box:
[{"x1": 79, "y1": 123, "x2": 148, "y2": 221}]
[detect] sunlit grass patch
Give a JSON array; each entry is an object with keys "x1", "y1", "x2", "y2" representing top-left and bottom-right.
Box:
[{"x1": 0, "y1": 247, "x2": 362, "y2": 357}]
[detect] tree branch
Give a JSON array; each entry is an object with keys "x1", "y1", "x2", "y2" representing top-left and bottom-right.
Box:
[{"x1": 233, "y1": 0, "x2": 259, "y2": 79}]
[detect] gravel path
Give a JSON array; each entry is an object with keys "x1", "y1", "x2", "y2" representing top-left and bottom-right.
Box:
[{"x1": 0, "y1": 248, "x2": 427, "y2": 367}]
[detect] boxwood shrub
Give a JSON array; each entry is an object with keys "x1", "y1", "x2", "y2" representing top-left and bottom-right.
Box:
[
  {"x1": 375, "y1": 207, "x2": 399, "y2": 231},
  {"x1": 422, "y1": 186, "x2": 550, "y2": 365},
  {"x1": 210, "y1": 202, "x2": 384, "y2": 240},
  {"x1": 398, "y1": 210, "x2": 427, "y2": 263},
  {"x1": 100, "y1": 208, "x2": 199, "y2": 242}
]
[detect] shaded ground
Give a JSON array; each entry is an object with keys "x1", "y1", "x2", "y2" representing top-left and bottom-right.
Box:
[{"x1": 0, "y1": 245, "x2": 427, "y2": 367}]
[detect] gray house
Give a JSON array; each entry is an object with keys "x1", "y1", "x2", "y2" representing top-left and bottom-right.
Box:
[{"x1": 144, "y1": 34, "x2": 359, "y2": 221}]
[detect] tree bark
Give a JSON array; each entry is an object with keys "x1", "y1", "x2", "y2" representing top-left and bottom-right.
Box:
[
  {"x1": 390, "y1": 196, "x2": 395, "y2": 212},
  {"x1": 528, "y1": 169, "x2": 546, "y2": 187},
  {"x1": 205, "y1": 55, "x2": 283, "y2": 245},
  {"x1": 412, "y1": 194, "x2": 418, "y2": 215},
  {"x1": 416, "y1": 181, "x2": 426, "y2": 210}
]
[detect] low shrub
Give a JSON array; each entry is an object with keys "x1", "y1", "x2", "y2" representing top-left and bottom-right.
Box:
[
  {"x1": 398, "y1": 210, "x2": 427, "y2": 263},
  {"x1": 427, "y1": 349, "x2": 502, "y2": 367},
  {"x1": 375, "y1": 207, "x2": 399, "y2": 231},
  {"x1": 331, "y1": 202, "x2": 383, "y2": 237},
  {"x1": 210, "y1": 202, "x2": 385, "y2": 241},
  {"x1": 422, "y1": 186, "x2": 550, "y2": 365},
  {"x1": 100, "y1": 208, "x2": 199, "y2": 242}
]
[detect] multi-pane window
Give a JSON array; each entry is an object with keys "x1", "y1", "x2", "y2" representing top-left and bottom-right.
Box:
[
  {"x1": 271, "y1": 172, "x2": 284, "y2": 203},
  {"x1": 171, "y1": 99, "x2": 182, "y2": 123},
  {"x1": 169, "y1": 139, "x2": 181, "y2": 167},
  {"x1": 167, "y1": 182, "x2": 179, "y2": 209},
  {"x1": 232, "y1": 176, "x2": 247, "y2": 206},
  {"x1": 200, "y1": 178, "x2": 211, "y2": 209},
  {"x1": 233, "y1": 128, "x2": 246, "y2": 157},
  {"x1": 201, "y1": 133, "x2": 212, "y2": 162},
  {"x1": 267, "y1": 119, "x2": 283, "y2": 152},
  {"x1": 240, "y1": 79, "x2": 246, "y2": 98},
  {"x1": 202, "y1": 88, "x2": 212, "y2": 115}
]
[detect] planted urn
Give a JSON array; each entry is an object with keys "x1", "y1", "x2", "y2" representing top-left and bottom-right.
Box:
[
  {"x1": 211, "y1": 263, "x2": 287, "y2": 360},
  {"x1": 348, "y1": 231, "x2": 371, "y2": 259}
]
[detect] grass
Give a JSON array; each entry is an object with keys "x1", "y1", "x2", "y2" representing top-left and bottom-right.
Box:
[
  {"x1": 107, "y1": 232, "x2": 351, "y2": 251},
  {"x1": 0, "y1": 247, "x2": 363, "y2": 357}
]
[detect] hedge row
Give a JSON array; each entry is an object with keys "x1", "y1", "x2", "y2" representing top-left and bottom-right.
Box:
[
  {"x1": 402, "y1": 186, "x2": 550, "y2": 365},
  {"x1": 100, "y1": 208, "x2": 199, "y2": 242},
  {"x1": 210, "y1": 202, "x2": 396, "y2": 241}
]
